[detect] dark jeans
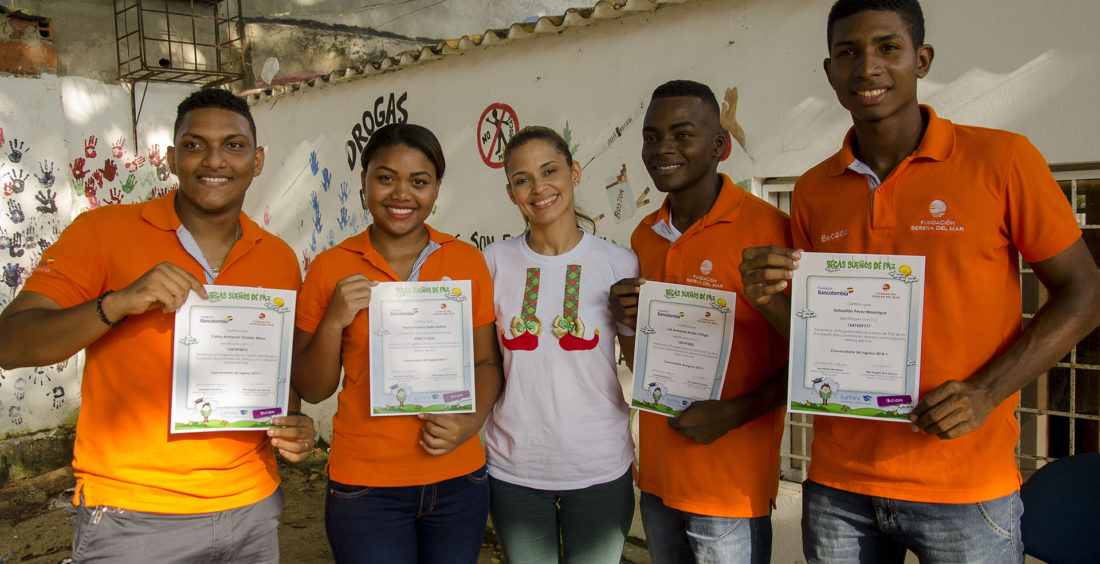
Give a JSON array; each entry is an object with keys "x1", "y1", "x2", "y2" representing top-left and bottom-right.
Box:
[{"x1": 325, "y1": 465, "x2": 490, "y2": 564}]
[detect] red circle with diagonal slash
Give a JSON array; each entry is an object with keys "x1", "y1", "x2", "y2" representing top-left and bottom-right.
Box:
[{"x1": 477, "y1": 103, "x2": 519, "y2": 169}]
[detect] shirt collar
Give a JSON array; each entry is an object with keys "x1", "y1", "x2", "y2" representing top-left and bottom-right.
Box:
[
  {"x1": 340, "y1": 224, "x2": 452, "y2": 281},
  {"x1": 825, "y1": 105, "x2": 956, "y2": 179},
  {"x1": 141, "y1": 190, "x2": 262, "y2": 244},
  {"x1": 651, "y1": 174, "x2": 745, "y2": 242}
]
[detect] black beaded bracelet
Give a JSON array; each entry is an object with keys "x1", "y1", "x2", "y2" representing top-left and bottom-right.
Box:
[
  {"x1": 96, "y1": 290, "x2": 126, "y2": 327},
  {"x1": 287, "y1": 410, "x2": 305, "y2": 417}
]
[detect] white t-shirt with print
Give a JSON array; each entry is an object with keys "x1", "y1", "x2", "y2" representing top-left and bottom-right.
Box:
[{"x1": 484, "y1": 232, "x2": 639, "y2": 490}]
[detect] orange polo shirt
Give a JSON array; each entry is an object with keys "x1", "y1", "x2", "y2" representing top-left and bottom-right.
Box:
[
  {"x1": 21, "y1": 192, "x2": 301, "y2": 513},
  {"x1": 633, "y1": 175, "x2": 790, "y2": 518},
  {"x1": 792, "y1": 106, "x2": 1081, "y2": 503},
  {"x1": 296, "y1": 225, "x2": 494, "y2": 487}
]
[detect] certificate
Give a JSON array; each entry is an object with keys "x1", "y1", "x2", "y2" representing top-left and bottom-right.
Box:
[
  {"x1": 788, "y1": 252, "x2": 925, "y2": 421},
  {"x1": 170, "y1": 285, "x2": 296, "y2": 433},
  {"x1": 368, "y1": 280, "x2": 476, "y2": 416},
  {"x1": 630, "y1": 281, "x2": 736, "y2": 417}
]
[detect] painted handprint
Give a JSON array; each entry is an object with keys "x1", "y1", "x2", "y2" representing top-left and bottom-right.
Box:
[
  {"x1": 119, "y1": 173, "x2": 136, "y2": 194},
  {"x1": 148, "y1": 144, "x2": 165, "y2": 167},
  {"x1": 125, "y1": 155, "x2": 145, "y2": 173},
  {"x1": 35, "y1": 160, "x2": 55, "y2": 188},
  {"x1": 338, "y1": 181, "x2": 350, "y2": 204},
  {"x1": 71, "y1": 157, "x2": 88, "y2": 180},
  {"x1": 8, "y1": 232, "x2": 24, "y2": 258},
  {"x1": 321, "y1": 168, "x2": 332, "y2": 192},
  {"x1": 102, "y1": 187, "x2": 124, "y2": 206},
  {"x1": 3, "y1": 263, "x2": 24, "y2": 295},
  {"x1": 310, "y1": 191, "x2": 322, "y2": 233},
  {"x1": 337, "y1": 206, "x2": 350, "y2": 230},
  {"x1": 150, "y1": 184, "x2": 170, "y2": 200},
  {"x1": 7, "y1": 140, "x2": 27, "y2": 163},
  {"x1": 264, "y1": 204, "x2": 271, "y2": 226},
  {"x1": 84, "y1": 135, "x2": 98, "y2": 158},
  {"x1": 111, "y1": 137, "x2": 125, "y2": 159},
  {"x1": 100, "y1": 159, "x2": 118, "y2": 182},
  {"x1": 84, "y1": 170, "x2": 103, "y2": 203},
  {"x1": 6, "y1": 200, "x2": 25, "y2": 224},
  {"x1": 309, "y1": 151, "x2": 319, "y2": 175},
  {"x1": 7, "y1": 169, "x2": 28, "y2": 194}
]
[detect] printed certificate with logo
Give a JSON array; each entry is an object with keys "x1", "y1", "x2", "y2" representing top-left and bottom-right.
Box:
[
  {"x1": 788, "y1": 252, "x2": 925, "y2": 421},
  {"x1": 170, "y1": 285, "x2": 296, "y2": 433},
  {"x1": 368, "y1": 280, "x2": 476, "y2": 416},
  {"x1": 630, "y1": 281, "x2": 736, "y2": 417}
]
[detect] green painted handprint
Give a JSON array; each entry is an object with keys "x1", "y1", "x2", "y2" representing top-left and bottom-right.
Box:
[{"x1": 120, "y1": 173, "x2": 136, "y2": 194}]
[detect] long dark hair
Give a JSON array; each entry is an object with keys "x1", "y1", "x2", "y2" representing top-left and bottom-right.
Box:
[{"x1": 503, "y1": 125, "x2": 595, "y2": 233}]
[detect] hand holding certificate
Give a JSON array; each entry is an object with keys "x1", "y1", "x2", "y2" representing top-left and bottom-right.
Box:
[
  {"x1": 170, "y1": 285, "x2": 296, "y2": 433},
  {"x1": 788, "y1": 252, "x2": 925, "y2": 421},
  {"x1": 369, "y1": 280, "x2": 476, "y2": 415},
  {"x1": 630, "y1": 281, "x2": 737, "y2": 417}
]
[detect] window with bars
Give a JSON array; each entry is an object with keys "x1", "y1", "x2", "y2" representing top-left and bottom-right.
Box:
[{"x1": 759, "y1": 168, "x2": 1100, "y2": 482}]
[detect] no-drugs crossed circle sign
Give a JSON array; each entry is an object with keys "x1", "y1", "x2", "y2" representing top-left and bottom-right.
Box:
[{"x1": 477, "y1": 103, "x2": 519, "y2": 169}]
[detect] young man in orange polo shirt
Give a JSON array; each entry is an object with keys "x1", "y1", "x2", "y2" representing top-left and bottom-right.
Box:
[
  {"x1": 740, "y1": 1, "x2": 1100, "y2": 562},
  {"x1": 610, "y1": 80, "x2": 790, "y2": 564},
  {"x1": 0, "y1": 89, "x2": 317, "y2": 562}
]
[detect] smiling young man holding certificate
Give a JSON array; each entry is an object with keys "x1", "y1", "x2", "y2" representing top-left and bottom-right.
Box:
[
  {"x1": 610, "y1": 80, "x2": 791, "y2": 564},
  {"x1": 739, "y1": 1, "x2": 1100, "y2": 561},
  {"x1": 0, "y1": 89, "x2": 315, "y2": 563}
]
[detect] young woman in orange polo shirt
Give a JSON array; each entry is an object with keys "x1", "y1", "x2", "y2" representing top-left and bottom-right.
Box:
[{"x1": 291, "y1": 123, "x2": 503, "y2": 563}]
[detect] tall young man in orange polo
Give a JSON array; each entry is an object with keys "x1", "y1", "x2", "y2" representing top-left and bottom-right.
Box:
[
  {"x1": 740, "y1": 1, "x2": 1100, "y2": 562},
  {"x1": 0, "y1": 89, "x2": 316, "y2": 562},
  {"x1": 610, "y1": 80, "x2": 789, "y2": 564}
]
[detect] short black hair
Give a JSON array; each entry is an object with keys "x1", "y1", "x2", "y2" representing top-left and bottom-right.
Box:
[
  {"x1": 827, "y1": 0, "x2": 925, "y2": 50},
  {"x1": 174, "y1": 88, "x2": 257, "y2": 142},
  {"x1": 650, "y1": 80, "x2": 720, "y2": 117},
  {"x1": 360, "y1": 123, "x2": 446, "y2": 181}
]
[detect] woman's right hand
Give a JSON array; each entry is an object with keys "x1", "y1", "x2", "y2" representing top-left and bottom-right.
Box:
[{"x1": 320, "y1": 274, "x2": 378, "y2": 330}]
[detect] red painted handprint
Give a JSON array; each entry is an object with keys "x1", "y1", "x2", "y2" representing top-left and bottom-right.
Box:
[
  {"x1": 111, "y1": 137, "x2": 125, "y2": 159},
  {"x1": 84, "y1": 135, "x2": 98, "y2": 159},
  {"x1": 125, "y1": 155, "x2": 145, "y2": 173},
  {"x1": 99, "y1": 159, "x2": 118, "y2": 182},
  {"x1": 70, "y1": 157, "x2": 88, "y2": 180}
]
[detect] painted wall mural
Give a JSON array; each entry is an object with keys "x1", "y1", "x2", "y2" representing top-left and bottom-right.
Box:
[
  {"x1": 4, "y1": 0, "x2": 1100, "y2": 437},
  {"x1": 0, "y1": 75, "x2": 186, "y2": 434}
]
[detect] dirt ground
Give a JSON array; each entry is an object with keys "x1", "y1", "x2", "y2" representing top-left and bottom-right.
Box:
[{"x1": 0, "y1": 455, "x2": 650, "y2": 563}]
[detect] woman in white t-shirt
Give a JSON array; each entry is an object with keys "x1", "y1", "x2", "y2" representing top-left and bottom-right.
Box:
[{"x1": 483, "y1": 126, "x2": 639, "y2": 564}]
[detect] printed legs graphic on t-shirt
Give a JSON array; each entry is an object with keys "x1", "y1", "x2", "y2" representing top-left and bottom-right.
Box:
[
  {"x1": 501, "y1": 267, "x2": 542, "y2": 351},
  {"x1": 553, "y1": 265, "x2": 599, "y2": 351},
  {"x1": 501, "y1": 265, "x2": 599, "y2": 352}
]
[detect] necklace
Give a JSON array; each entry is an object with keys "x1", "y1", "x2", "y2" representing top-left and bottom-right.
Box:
[{"x1": 209, "y1": 224, "x2": 243, "y2": 273}]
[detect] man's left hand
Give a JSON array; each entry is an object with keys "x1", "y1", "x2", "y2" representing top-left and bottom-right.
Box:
[
  {"x1": 909, "y1": 379, "x2": 997, "y2": 439},
  {"x1": 668, "y1": 400, "x2": 734, "y2": 445}
]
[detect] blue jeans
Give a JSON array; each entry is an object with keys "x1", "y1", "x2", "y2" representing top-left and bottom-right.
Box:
[
  {"x1": 801, "y1": 479, "x2": 1024, "y2": 564},
  {"x1": 489, "y1": 470, "x2": 634, "y2": 564},
  {"x1": 325, "y1": 465, "x2": 490, "y2": 564},
  {"x1": 640, "y1": 491, "x2": 771, "y2": 564}
]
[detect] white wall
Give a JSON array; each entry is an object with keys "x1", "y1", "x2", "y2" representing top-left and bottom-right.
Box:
[
  {"x1": 2, "y1": 0, "x2": 1099, "y2": 437},
  {"x1": 243, "y1": 0, "x2": 1100, "y2": 434},
  {"x1": 0, "y1": 75, "x2": 191, "y2": 434}
]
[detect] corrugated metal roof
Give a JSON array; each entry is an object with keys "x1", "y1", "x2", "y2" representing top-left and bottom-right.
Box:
[{"x1": 245, "y1": 0, "x2": 686, "y2": 102}]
